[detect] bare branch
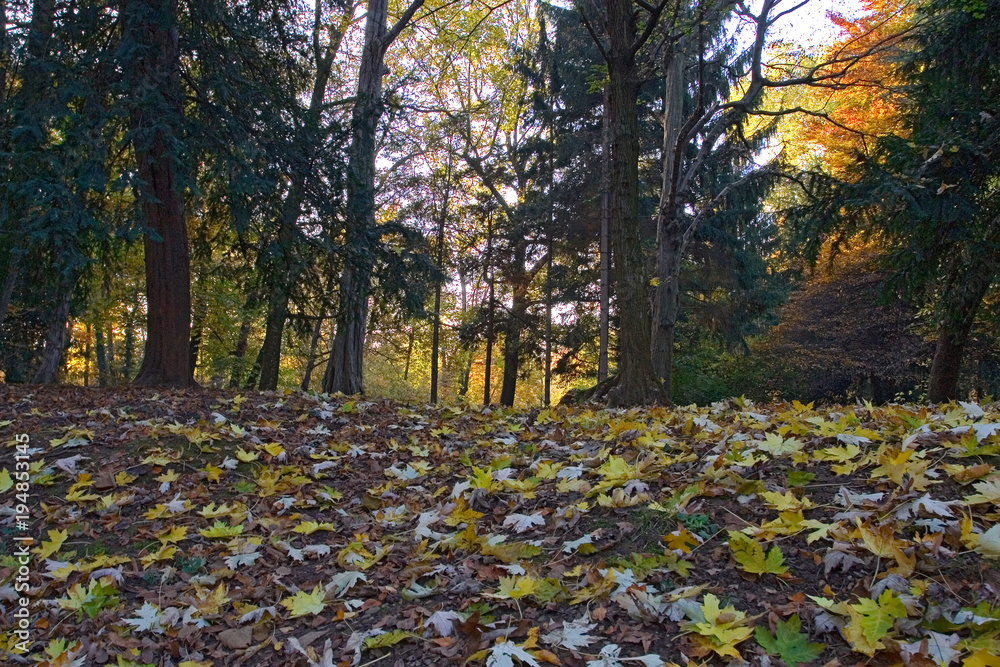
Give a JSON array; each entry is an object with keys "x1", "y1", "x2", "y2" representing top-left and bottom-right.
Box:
[
  {"x1": 384, "y1": 0, "x2": 426, "y2": 48},
  {"x1": 632, "y1": 0, "x2": 670, "y2": 56},
  {"x1": 577, "y1": 9, "x2": 609, "y2": 63}
]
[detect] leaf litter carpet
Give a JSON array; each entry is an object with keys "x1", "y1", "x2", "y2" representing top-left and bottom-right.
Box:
[{"x1": 2, "y1": 387, "x2": 1000, "y2": 667}]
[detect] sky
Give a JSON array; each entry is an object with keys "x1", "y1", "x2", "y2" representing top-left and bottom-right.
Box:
[{"x1": 765, "y1": 0, "x2": 866, "y2": 47}]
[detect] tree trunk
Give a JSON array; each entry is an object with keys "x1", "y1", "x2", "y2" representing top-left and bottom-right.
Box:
[
  {"x1": 96, "y1": 323, "x2": 109, "y2": 387},
  {"x1": 500, "y1": 291, "x2": 528, "y2": 407},
  {"x1": 106, "y1": 316, "x2": 116, "y2": 384},
  {"x1": 0, "y1": 0, "x2": 8, "y2": 104},
  {"x1": 189, "y1": 288, "x2": 208, "y2": 382},
  {"x1": 123, "y1": 301, "x2": 136, "y2": 382},
  {"x1": 604, "y1": 0, "x2": 661, "y2": 406},
  {"x1": 32, "y1": 283, "x2": 71, "y2": 384},
  {"x1": 322, "y1": 0, "x2": 423, "y2": 395},
  {"x1": 323, "y1": 0, "x2": 387, "y2": 396},
  {"x1": 258, "y1": 4, "x2": 348, "y2": 390},
  {"x1": 927, "y1": 267, "x2": 994, "y2": 403},
  {"x1": 300, "y1": 312, "x2": 326, "y2": 391},
  {"x1": 651, "y1": 43, "x2": 686, "y2": 402},
  {"x1": 430, "y1": 154, "x2": 451, "y2": 404},
  {"x1": 0, "y1": 257, "x2": 17, "y2": 331},
  {"x1": 229, "y1": 302, "x2": 254, "y2": 388},
  {"x1": 256, "y1": 282, "x2": 289, "y2": 390},
  {"x1": 128, "y1": 0, "x2": 192, "y2": 388},
  {"x1": 484, "y1": 216, "x2": 496, "y2": 407},
  {"x1": 403, "y1": 325, "x2": 415, "y2": 381},
  {"x1": 458, "y1": 271, "x2": 473, "y2": 397},
  {"x1": 599, "y1": 85, "x2": 610, "y2": 383},
  {"x1": 84, "y1": 323, "x2": 92, "y2": 386}
]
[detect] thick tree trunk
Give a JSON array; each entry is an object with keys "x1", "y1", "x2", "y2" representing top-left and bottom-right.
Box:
[
  {"x1": 0, "y1": 0, "x2": 8, "y2": 104},
  {"x1": 322, "y1": 0, "x2": 423, "y2": 395},
  {"x1": 500, "y1": 294, "x2": 528, "y2": 407},
  {"x1": 128, "y1": 0, "x2": 192, "y2": 388},
  {"x1": 651, "y1": 44, "x2": 686, "y2": 402},
  {"x1": 604, "y1": 0, "x2": 661, "y2": 406},
  {"x1": 599, "y1": 86, "x2": 610, "y2": 383},
  {"x1": 257, "y1": 282, "x2": 289, "y2": 390},
  {"x1": 927, "y1": 268, "x2": 994, "y2": 402},
  {"x1": 31, "y1": 283, "x2": 71, "y2": 384},
  {"x1": 323, "y1": 0, "x2": 387, "y2": 396},
  {"x1": 430, "y1": 155, "x2": 451, "y2": 403},
  {"x1": 652, "y1": 234, "x2": 682, "y2": 402},
  {"x1": 483, "y1": 214, "x2": 495, "y2": 406}
]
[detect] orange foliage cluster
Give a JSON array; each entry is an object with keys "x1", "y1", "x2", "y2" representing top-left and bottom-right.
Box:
[{"x1": 785, "y1": 0, "x2": 915, "y2": 177}]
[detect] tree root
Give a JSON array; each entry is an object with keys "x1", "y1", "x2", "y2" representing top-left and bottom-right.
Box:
[{"x1": 560, "y1": 373, "x2": 666, "y2": 407}]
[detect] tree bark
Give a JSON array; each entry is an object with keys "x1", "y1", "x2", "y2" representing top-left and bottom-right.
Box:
[
  {"x1": 458, "y1": 270, "x2": 473, "y2": 397},
  {"x1": 123, "y1": 299, "x2": 136, "y2": 382},
  {"x1": 257, "y1": 3, "x2": 349, "y2": 390},
  {"x1": 31, "y1": 282, "x2": 72, "y2": 384},
  {"x1": 500, "y1": 290, "x2": 527, "y2": 407},
  {"x1": 651, "y1": 41, "x2": 686, "y2": 402},
  {"x1": 604, "y1": 0, "x2": 662, "y2": 406},
  {"x1": 229, "y1": 297, "x2": 254, "y2": 388},
  {"x1": 128, "y1": 0, "x2": 193, "y2": 388},
  {"x1": 189, "y1": 287, "x2": 208, "y2": 382},
  {"x1": 301, "y1": 312, "x2": 326, "y2": 391},
  {"x1": 431, "y1": 154, "x2": 451, "y2": 404},
  {"x1": 256, "y1": 280, "x2": 290, "y2": 390},
  {"x1": 322, "y1": 0, "x2": 424, "y2": 395},
  {"x1": 927, "y1": 267, "x2": 994, "y2": 403},
  {"x1": 0, "y1": 257, "x2": 17, "y2": 331},
  {"x1": 96, "y1": 323, "x2": 109, "y2": 387},
  {"x1": 598, "y1": 85, "x2": 610, "y2": 383},
  {"x1": 484, "y1": 214, "x2": 495, "y2": 406}
]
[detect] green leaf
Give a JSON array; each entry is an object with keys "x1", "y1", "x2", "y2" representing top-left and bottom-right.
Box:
[
  {"x1": 728, "y1": 531, "x2": 789, "y2": 575},
  {"x1": 755, "y1": 614, "x2": 825, "y2": 666},
  {"x1": 849, "y1": 590, "x2": 908, "y2": 644}
]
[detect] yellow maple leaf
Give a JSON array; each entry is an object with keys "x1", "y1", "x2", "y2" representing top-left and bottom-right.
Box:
[
  {"x1": 235, "y1": 448, "x2": 259, "y2": 462},
  {"x1": 204, "y1": 463, "x2": 224, "y2": 482},
  {"x1": 114, "y1": 470, "x2": 137, "y2": 486},
  {"x1": 665, "y1": 529, "x2": 701, "y2": 554},
  {"x1": 292, "y1": 520, "x2": 336, "y2": 534},
  {"x1": 33, "y1": 529, "x2": 68, "y2": 559},
  {"x1": 193, "y1": 583, "x2": 231, "y2": 615},
  {"x1": 261, "y1": 442, "x2": 285, "y2": 457},
  {"x1": 685, "y1": 593, "x2": 753, "y2": 658},
  {"x1": 491, "y1": 575, "x2": 540, "y2": 599},
  {"x1": 964, "y1": 648, "x2": 1000, "y2": 667},
  {"x1": 0, "y1": 469, "x2": 12, "y2": 493},
  {"x1": 280, "y1": 585, "x2": 326, "y2": 618},
  {"x1": 156, "y1": 525, "x2": 188, "y2": 545},
  {"x1": 760, "y1": 490, "x2": 814, "y2": 512},
  {"x1": 141, "y1": 545, "x2": 178, "y2": 569},
  {"x1": 853, "y1": 519, "x2": 914, "y2": 576},
  {"x1": 198, "y1": 521, "x2": 244, "y2": 538}
]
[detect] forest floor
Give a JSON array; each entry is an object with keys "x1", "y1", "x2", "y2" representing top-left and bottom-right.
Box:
[{"x1": 2, "y1": 387, "x2": 1000, "y2": 667}]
